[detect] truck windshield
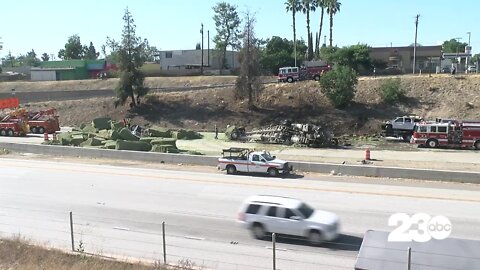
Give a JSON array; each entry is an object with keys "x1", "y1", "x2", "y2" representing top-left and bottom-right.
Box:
[
  {"x1": 297, "y1": 203, "x2": 314, "y2": 218},
  {"x1": 261, "y1": 153, "x2": 275, "y2": 161}
]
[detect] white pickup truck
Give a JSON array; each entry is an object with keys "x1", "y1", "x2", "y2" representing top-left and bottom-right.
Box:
[{"x1": 218, "y1": 148, "x2": 292, "y2": 177}]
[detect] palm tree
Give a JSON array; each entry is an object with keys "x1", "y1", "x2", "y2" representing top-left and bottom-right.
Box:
[
  {"x1": 326, "y1": 0, "x2": 341, "y2": 47},
  {"x1": 314, "y1": 0, "x2": 327, "y2": 53},
  {"x1": 302, "y1": 0, "x2": 316, "y2": 60},
  {"x1": 285, "y1": 0, "x2": 302, "y2": 66}
]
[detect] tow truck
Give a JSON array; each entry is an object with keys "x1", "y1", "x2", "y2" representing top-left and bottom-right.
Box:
[{"x1": 217, "y1": 147, "x2": 292, "y2": 177}]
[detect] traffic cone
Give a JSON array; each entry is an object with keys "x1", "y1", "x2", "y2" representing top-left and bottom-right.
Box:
[{"x1": 365, "y1": 148, "x2": 371, "y2": 160}]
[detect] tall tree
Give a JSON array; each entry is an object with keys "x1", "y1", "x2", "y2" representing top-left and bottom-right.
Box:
[
  {"x1": 111, "y1": 8, "x2": 149, "y2": 108},
  {"x1": 326, "y1": 0, "x2": 341, "y2": 47},
  {"x1": 314, "y1": 0, "x2": 327, "y2": 56},
  {"x1": 25, "y1": 49, "x2": 40, "y2": 66},
  {"x1": 58, "y1": 34, "x2": 86, "y2": 60},
  {"x1": 212, "y1": 2, "x2": 242, "y2": 72},
  {"x1": 236, "y1": 11, "x2": 262, "y2": 108},
  {"x1": 301, "y1": 0, "x2": 315, "y2": 60},
  {"x1": 1, "y1": 51, "x2": 16, "y2": 67},
  {"x1": 285, "y1": 0, "x2": 302, "y2": 66},
  {"x1": 41, "y1": 53, "x2": 50, "y2": 61},
  {"x1": 442, "y1": 38, "x2": 468, "y2": 53},
  {"x1": 85, "y1": 42, "x2": 99, "y2": 60}
]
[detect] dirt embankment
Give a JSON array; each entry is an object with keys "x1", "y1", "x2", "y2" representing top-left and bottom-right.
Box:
[{"x1": 3, "y1": 74, "x2": 480, "y2": 135}]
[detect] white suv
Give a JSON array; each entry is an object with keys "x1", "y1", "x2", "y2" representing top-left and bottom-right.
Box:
[{"x1": 237, "y1": 195, "x2": 340, "y2": 245}]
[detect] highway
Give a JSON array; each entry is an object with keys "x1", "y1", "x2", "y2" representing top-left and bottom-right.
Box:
[{"x1": 0, "y1": 158, "x2": 479, "y2": 269}]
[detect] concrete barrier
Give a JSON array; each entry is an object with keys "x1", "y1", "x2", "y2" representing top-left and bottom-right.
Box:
[{"x1": 1, "y1": 142, "x2": 479, "y2": 184}]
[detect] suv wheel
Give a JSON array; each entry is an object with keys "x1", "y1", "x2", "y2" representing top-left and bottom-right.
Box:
[
  {"x1": 308, "y1": 230, "x2": 323, "y2": 246},
  {"x1": 251, "y1": 223, "x2": 266, "y2": 240}
]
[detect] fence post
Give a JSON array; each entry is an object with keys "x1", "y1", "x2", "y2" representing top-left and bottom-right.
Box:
[
  {"x1": 69, "y1": 211, "x2": 75, "y2": 251},
  {"x1": 162, "y1": 221, "x2": 166, "y2": 265},
  {"x1": 272, "y1": 233, "x2": 276, "y2": 270},
  {"x1": 407, "y1": 247, "x2": 411, "y2": 270}
]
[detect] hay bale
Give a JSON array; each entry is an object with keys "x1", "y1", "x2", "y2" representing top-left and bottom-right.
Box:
[
  {"x1": 148, "y1": 127, "x2": 172, "y2": 138},
  {"x1": 111, "y1": 121, "x2": 124, "y2": 131},
  {"x1": 171, "y1": 129, "x2": 202, "y2": 140},
  {"x1": 118, "y1": 128, "x2": 139, "y2": 141},
  {"x1": 57, "y1": 132, "x2": 72, "y2": 145},
  {"x1": 150, "y1": 138, "x2": 177, "y2": 148},
  {"x1": 71, "y1": 134, "x2": 86, "y2": 146},
  {"x1": 80, "y1": 137, "x2": 103, "y2": 147},
  {"x1": 103, "y1": 140, "x2": 117, "y2": 149},
  {"x1": 110, "y1": 130, "x2": 120, "y2": 140},
  {"x1": 115, "y1": 140, "x2": 151, "y2": 151},
  {"x1": 97, "y1": 129, "x2": 111, "y2": 139},
  {"x1": 82, "y1": 123, "x2": 97, "y2": 133},
  {"x1": 92, "y1": 117, "x2": 112, "y2": 130},
  {"x1": 151, "y1": 144, "x2": 177, "y2": 153},
  {"x1": 139, "y1": 137, "x2": 157, "y2": 144}
]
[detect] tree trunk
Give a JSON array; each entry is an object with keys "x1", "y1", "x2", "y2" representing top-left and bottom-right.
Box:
[
  {"x1": 329, "y1": 12, "x2": 333, "y2": 47},
  {"x1": 306, "y1": 10, "x2": 311, "y2": 60},
  {"x1": 293, "y1": 11, "x2": 297, "y2": 67},
  {"x1": 130, "y1": 92, "x2": 136, "y2": 107},
  {"x1": 319, "y1": 7, "x2": 324, "y2": 47}
]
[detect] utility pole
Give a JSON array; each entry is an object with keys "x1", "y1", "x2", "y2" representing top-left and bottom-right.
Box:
[
  {"x1": 200, "y1": 23, "x2": 204, "y2": 75},
  {"x1": 207, "y1": 30, "x2": 210, "y2": 67},
  {"x1": 467, "y1": 32, "x2": 471, "y2": 46},
  {"x1": 413, "y1": 14, "x2": 420, "y2": 74}
]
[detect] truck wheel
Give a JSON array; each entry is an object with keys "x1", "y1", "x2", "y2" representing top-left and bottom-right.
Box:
[
  {"x1": 251, "y1": 223, "x2": 266, "y2": 240},
  {"x1": 31, "y1": 126, "x2": 38, "y2": 134},
  {"x1": 426, "y1": 139, "x2": 438, "y2": 148},
  {"x1": 226, "y1": 165, "x2": 237, "y2": 175},
  {"x1": 286, "y1": 77, "x2": 294, "y2": 83},
  {"x1": 268, "y1": 168, "x2": 279, "y2": 177},
  {"x1": 308, "y1": 230, "x2": 323, "y2": 246},
  {"x1": 313, "y1": 75, "x2": 320, "y2": 81},
  {"x1": 0, "y1": 129, "x2": 6, "y2": 136},
  {"x1": 7, "y1": 129, "x2": 14, "y2": 137},
  {"x1": 38, "y1": 127, "x2": 45, "y2": 134},
  {"x1": 474, "y1": 140, "x2": 480, "y2": 150},
  {"x1": 402, "y1": 134, "x2": 412, "y2": 142}
]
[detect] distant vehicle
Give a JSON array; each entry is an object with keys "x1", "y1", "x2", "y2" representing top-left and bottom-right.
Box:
[
  {"x1": 382, "y1": 115, "x2": 423, "y2": 142},
  {"x1": 467, "y1": 65, "x2": 477, "y2": 73},
  {"x1": 380, "y1": 66, "x2": 403, "y2": 75},
  {"x1": 237, "y1": 195, "x2": 340, "y2": 245},
  {"x1": 277, "y1": 61, "x2": 332, "y2": 83},
  {"x1": 218, "y1": 147, "x2": 292, "y2": 177},
  {"x1": 411, "y1": 120, "x2": 480, "y2": 149},
  {"x1": 441, "y1": 66, "x2": 451, "y2": 73}
]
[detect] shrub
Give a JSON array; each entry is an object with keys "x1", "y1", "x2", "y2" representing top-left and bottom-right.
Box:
[
  {"x1": 319, "y1": 65, "x2": 358, "y2": 108},
  {"x1": 380, "y1": 78, "x2": 405, "y2": 103}
]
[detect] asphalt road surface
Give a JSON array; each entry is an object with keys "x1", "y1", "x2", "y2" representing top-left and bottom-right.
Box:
[{"x1": 0, "y1": 158, "x2": 479, "y2": 269}]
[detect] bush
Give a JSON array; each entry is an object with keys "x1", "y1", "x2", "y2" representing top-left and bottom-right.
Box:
[
  {"x1": 380, "y1": 78, "x2": 405, "y2": 103},
  {"x1": 319, "y1": 65, "x2": 358, "y2": 108}
]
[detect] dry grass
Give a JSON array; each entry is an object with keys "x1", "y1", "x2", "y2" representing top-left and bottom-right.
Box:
[{"x1": 0, "y1": 237, "x2": 188, "y2": 270}]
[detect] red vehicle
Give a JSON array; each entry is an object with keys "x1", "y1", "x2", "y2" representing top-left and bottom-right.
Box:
[
  {"x1": 411, "y1": 120, "x2": 480, "y2": 149},
  {"x1": 0, "y1": 110, "x2": 29, "y2": 137},
  {"x1": 27, "y1": 108, "x2": 60, "y2": 134},
  {"x1": 278, "y1": 61, "x2": 332, "y2": 83}
]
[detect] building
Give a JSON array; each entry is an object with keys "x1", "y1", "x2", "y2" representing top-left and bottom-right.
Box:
[
  {"x1": 30, "y1": 59, "x2": 114, "y2": 81},
  {"x1": 370, "y1": 45, "x2": 442, "y2": 73},
  {"x1": 157, "y1": 49, "x2": 240, "y2": 74}
]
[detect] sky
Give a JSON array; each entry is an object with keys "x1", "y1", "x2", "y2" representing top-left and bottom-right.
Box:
[{"x1": 1, "y1": 0, "x2": 479, "y2": 59}]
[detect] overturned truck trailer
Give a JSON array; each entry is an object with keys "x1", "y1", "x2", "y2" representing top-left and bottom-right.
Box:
[{"x1": 226, "y1": 121, "x2": 338, "y2": 148}]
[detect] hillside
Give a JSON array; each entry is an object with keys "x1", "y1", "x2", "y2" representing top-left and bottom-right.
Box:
[{"x1": 3, "y1": 74, "x2": 480, "y2": 135}]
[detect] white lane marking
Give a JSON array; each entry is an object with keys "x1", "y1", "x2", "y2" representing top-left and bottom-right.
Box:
[
  {"x1": 113, "y1": 227, "x2": 130, "y2": 231},
  {"x1": 266, "y1": 246, "x2": 288, "y2": 251},
  {"x1": 184, "y1": 235, "x2": 205, "y2": 241}
]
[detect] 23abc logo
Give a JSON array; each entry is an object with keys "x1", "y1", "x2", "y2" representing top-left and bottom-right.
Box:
[{"x1": 388, "y1": 213, "x2": 452, "y2": 242}]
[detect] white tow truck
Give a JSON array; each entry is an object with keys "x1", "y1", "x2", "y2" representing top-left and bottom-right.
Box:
[{"x1": 218, "y1": 147, "x2": 292, "y2": 177}]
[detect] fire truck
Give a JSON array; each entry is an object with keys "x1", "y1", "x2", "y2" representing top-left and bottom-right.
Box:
[
  {"x1": 277, "y1": 60, "x2": 332, "y2": 83},
  {"x1": 411, "y1": 120, "x2": 480, "y2": 149},
  {"x1": 26, "y1": 108, "x2": 60, "y2": 134}
]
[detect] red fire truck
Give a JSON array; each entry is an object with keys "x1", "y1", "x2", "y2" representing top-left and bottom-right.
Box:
[
  {"x1": 411, "y1": 120, "x2": 480, "y2": 149},
  {"x1": 277, "y1": 61, "x2": 332, "y2": 83}
]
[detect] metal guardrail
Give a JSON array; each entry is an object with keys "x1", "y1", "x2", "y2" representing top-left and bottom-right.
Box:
[{"x1": 1, "y1": 142, "x2": 479, "y2": 184}]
